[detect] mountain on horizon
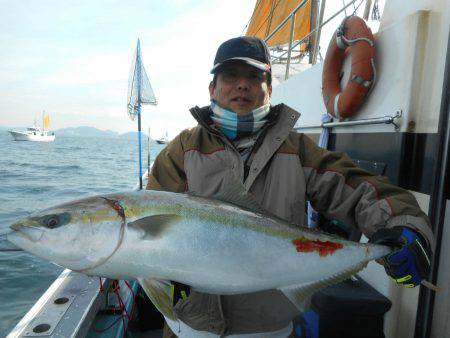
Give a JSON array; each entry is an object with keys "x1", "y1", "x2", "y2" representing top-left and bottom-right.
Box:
[
  {"x1": 55, "y1": 126, "x2": 149, "y2": 139},
  {"x1": 56, "y1": 126, "x2": 118, "y2": 138}
]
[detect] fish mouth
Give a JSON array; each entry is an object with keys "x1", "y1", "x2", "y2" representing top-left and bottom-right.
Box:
[{"x1": 10, "y1": 223, "x2": 44, "y2": 242}]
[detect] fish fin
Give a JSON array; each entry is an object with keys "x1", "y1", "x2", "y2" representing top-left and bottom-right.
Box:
[
  {"x1": 280, "y1": 261, "x2": 368, "y2": 310},
  {"x1": 128, "y1": 215, "x2": 183, "y2": 239},
  {"x1": 138, "y1": 278, "x2": 177, "y2": 320},
  {"x1": 210, "y1": 179, "x2": 271, "y2": 216}
]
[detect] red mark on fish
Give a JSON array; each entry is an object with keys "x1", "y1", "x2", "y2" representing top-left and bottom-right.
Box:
[
  {"x1": 292, "y1": 237, "x2": 343, "y2": 256},
  {"x1": 102, "y1": 197, "x2": 125, "y2": 220}
]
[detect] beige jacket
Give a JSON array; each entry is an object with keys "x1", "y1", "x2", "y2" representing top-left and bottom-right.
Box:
[{"x1": 147, "y1": 104, "x2": 433, "y2": 335}]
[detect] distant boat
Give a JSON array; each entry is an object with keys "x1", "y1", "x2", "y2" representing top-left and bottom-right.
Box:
[
  {"x1": 8, "y1": 112, "x2": 55, "y2": 142},
  {"x1": 155, "y1": 132, "x2": 169, "y2": 144}
]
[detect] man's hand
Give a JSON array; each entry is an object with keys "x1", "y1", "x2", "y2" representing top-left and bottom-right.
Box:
[{"x1": 370, "y1": 227, "x2": 431, "y2": 287}]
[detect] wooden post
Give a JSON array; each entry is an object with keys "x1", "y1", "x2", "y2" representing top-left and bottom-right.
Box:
[{"x1": 309, "y1": 0, "x2": 320, "y2": 64}]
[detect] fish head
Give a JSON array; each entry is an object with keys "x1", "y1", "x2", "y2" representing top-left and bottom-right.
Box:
[{"x1": 7, "y1": 195, "x2": 125, "y2": 272}]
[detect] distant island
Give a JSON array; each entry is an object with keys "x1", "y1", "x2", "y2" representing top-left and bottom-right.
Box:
[{"x1": 1, "y1": 126, "x2": 150, "y2": 140}]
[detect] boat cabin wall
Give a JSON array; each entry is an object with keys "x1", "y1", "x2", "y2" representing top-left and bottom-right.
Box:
[
  {"x1": 272, "y1": 4, "x2": 450, "y2": 134},
  {"x1": 271, "y1": 2, "x2": 450, "y2": 338},
  {"x1": 380, "y1": 0, "x2": 434, "y2": 31}
]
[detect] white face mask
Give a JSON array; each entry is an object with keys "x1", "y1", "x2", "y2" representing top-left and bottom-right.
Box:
[{"x1": 210, "y1": 100, "x2": 271, "y2": 140}]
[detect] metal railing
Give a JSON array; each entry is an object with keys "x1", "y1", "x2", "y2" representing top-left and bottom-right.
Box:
[
  {"x1": 294, "y1": 111, "x2": 403, "y2": 131},
  {"x1": 264, "y1": 0, "x2": 371, "y2": 79},
  {"x1": 264, "y1": 0, "x2": 309, "y2": 80}
]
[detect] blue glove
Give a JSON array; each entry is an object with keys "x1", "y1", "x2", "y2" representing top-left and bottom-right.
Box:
[{"x1": 370, "y1": 227, "x2": 431, "y2": 287}]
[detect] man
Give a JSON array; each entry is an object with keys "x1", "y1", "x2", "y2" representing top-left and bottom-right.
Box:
[{"x1": 147, "y1": 36, "x2": 434, "y2": 337}]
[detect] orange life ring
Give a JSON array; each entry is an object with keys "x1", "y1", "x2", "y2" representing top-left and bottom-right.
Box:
[{"x1": 322, "y1": 16, "x2": 375, "y2": 119}]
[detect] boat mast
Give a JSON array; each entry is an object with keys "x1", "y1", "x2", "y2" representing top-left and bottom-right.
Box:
[
  {"x1": 136, "y1": 39, "x2": 144, "y2": 190},
  {"x1": 127, "y1": 38, "x2": 157, "y2": 189}
]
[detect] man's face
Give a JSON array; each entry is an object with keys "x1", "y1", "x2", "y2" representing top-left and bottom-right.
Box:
[{"x1": 209, "y1": 63, "x2": 272, "y2": 115}]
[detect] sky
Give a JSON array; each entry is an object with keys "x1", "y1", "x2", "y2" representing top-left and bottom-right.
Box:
[
  {"x1": 0, "y1": 0, "x2": 256, "y2": 138},
  {"x1": 0, "y1": 0, "x2": 384, "y2": 139}
]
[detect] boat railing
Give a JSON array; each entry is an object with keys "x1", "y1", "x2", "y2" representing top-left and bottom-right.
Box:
[
  {"x1": 264, "y1": 0, "x2": 376, "y2": 80},
  {"x1": 295, "y1": 110, "x2": 402, "y2": 131},
  {"x1": 7, "y1": 271, "x2": 112, "y2": 338}
]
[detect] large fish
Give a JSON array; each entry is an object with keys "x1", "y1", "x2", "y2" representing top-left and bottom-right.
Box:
[{"x1": 3, "y1": 186, "x2": 392, "y2": 319}]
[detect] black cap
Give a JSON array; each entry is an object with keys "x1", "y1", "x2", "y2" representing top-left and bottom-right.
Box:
[{"x1": 211, "y1": 36, "x2": 271, "y2": 74}]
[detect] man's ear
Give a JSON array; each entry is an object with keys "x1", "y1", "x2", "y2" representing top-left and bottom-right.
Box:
[{"x1": 209, "y1": 81, "x2": 215, "y2": 99}]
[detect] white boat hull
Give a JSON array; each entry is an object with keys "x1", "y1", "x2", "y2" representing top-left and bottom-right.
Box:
[{"x1": 8, "y1": 130, "x2": 55, "y2": 142}]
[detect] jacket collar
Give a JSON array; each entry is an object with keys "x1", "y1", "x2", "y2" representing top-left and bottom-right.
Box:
[
  {"x1": 189, "y1": 103, "x2": 300, "y2": 190},
  {"x1": 189, "y1": 103, "x2": 300, "y2": 140},
  {"x1": 242, "y1": 104, "x2": 300, "y2": 189}
]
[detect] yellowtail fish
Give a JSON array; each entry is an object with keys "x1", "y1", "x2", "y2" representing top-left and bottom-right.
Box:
[{"x1": 4, "y1": 187, "x2": 392, "y2": 319}]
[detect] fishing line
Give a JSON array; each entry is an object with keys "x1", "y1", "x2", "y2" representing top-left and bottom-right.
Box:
[{"x1": 72, "y1": 197, "x2": 126, "y2": 274}]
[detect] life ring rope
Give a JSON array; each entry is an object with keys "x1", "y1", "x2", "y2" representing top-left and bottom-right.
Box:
[{"x1": 333, "y1": 93, "x2": 342, "y2": 119}]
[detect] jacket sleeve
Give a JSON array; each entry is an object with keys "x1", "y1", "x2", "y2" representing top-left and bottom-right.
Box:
[
  {"x1": 299, "y1": 134, "x2": 435, "y2": 250},
  {"x1": 146, "y1": 132, "x2": 187, "y2": 193}
]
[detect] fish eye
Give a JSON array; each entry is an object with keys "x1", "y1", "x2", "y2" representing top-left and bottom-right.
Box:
[
  {"x1": 46, "y1": 216, "x2": 59, "y2": 228},
  {"x1": 41, "y1": 213, "x2": 71, "y2": 229}
]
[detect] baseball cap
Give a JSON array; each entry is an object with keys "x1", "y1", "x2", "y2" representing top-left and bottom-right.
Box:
[{"x1": 210, "y1": 36, "x2": 271, "y2": 74}]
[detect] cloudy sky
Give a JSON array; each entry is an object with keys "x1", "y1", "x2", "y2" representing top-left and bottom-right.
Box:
[
  {"x1": 0, "y1": 0, "x2": 256, "y2": 138},
  {"x1": 0, "y1": 0, "x2": 384, "y2": 139}
]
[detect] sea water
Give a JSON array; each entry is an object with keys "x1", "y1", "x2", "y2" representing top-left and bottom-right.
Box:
[{"x1": 0, "y1": 131, "x2": 165, "y2": 336}]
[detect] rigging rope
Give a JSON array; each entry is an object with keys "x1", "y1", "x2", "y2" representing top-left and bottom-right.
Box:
[
  {"x1": 372, "y1": 0, "x2": 380, "y2": 20},
  {"x1": 352, "y1": 0, "x2": 365, "y2": 15},
  {"x1": 248, "y1": 0, "x2": 285, "y2": 38},
  {"x1": 92, "y1": 279, "x2": 136, "y2": 338},
  {"x1": 242, "y1": 0, "x2": 262, "y2": 35}
]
